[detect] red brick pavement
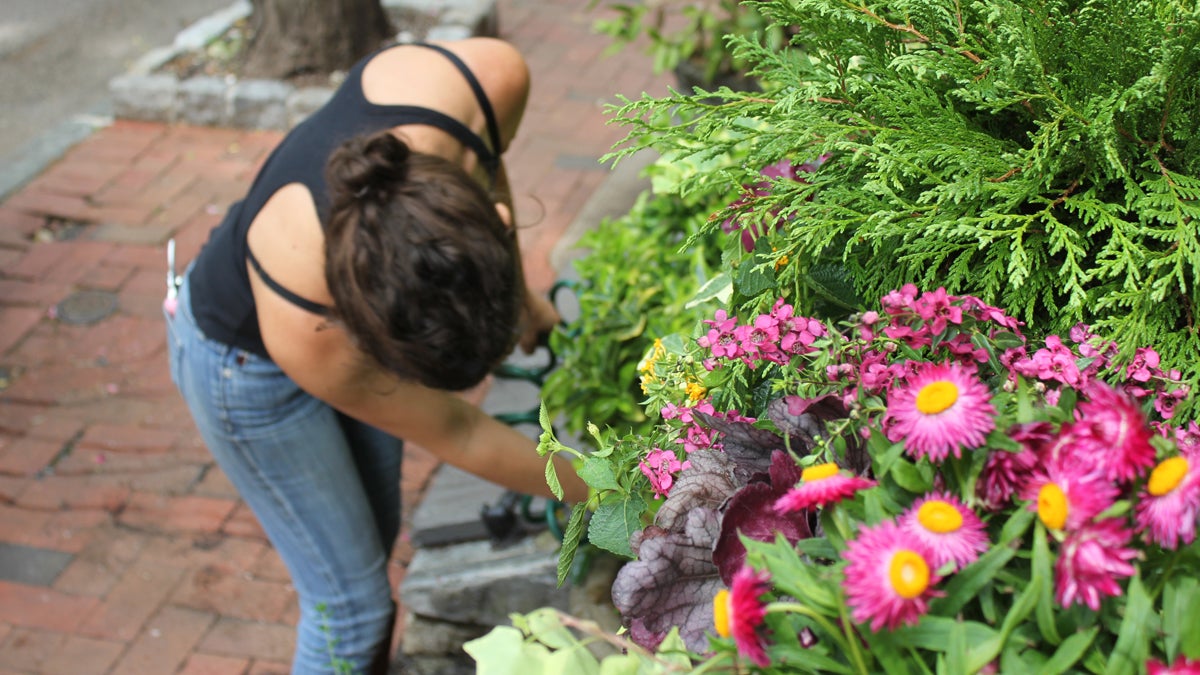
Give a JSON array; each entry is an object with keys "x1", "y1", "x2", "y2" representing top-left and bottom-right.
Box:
[{"x1": 0, "y1": 1, "x2": 671, "y2": 672}]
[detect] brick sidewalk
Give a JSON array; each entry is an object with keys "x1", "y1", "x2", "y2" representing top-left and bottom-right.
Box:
[{"x1": 0, "y1": 1, "x2": 670, "y2": 672}]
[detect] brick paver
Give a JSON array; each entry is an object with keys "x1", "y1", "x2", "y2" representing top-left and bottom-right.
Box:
[{"x1": 0, "y1": 0, "x2": 671, "y2": 673}]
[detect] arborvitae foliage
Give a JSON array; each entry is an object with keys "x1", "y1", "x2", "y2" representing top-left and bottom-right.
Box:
[{"x1": 608, "y1": 0, "x2": 1200, "y2": 413}]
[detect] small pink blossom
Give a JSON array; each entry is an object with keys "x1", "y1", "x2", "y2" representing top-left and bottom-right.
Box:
[
  {"x1": 1055, "y1": 518, "x2": 1138, "y2": 611},
  {"x1": 639, "y1": 449, "x2": 690, "y2": 499}
]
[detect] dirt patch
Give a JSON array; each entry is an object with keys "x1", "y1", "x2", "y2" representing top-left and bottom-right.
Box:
[{"x1": 158, "y1": 8, "x2": 442, "y2": 89}]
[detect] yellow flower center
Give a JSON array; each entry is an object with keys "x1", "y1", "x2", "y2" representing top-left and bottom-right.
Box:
[
  {"x1": 1037, "y1": 483, "x2": 1069, "y2": 530},
  {"x1": 917, "y1": 500, "x2": 964, "y2": 533},
  {"x1": 915, "y1": 380, "x2": 959, "y2": 415},
  {"x1": 713, "y1": 589, "x2": 731, "y2": 638},
  {"x1": 888, "y1": 550, "x2": 930, "y2": 600},
  {"x1": 686, "y1": 381, "x2": 707, "y2": 402},
  {"x1": 1148, "y1": 456, "x2": 1190, "y2": 496},
  {"x1": 801, "y1": 462, "x2": 841, "y2": 482}
]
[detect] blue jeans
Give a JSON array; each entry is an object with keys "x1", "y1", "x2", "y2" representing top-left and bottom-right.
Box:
[{"x1": 166, "y1": 270, "x2": 402, "y2": 675}]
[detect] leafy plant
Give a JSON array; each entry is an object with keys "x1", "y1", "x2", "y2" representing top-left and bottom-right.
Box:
[
  {"x1": 522, "y1": 286, "x2": 1200, "y2": 673},
  {"x1": 542, "y1": 182, "x2": 726, "y2": 441},
  {"x1": 591, "y1": 0, "x2": 785, "y2": 85},
  {"x1": 605, "y1": 0, "x2": 1200, "y2": 417}
]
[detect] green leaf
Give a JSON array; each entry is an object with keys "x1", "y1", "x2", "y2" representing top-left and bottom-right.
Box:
[
  {"x1": 892, "y1": 617, "x2": 1000, "y2": 655},
  {"x1": 1032, "y1": 523, "x2": 1063, "y2": 645},
  {"x1": 545, "y1": 645, "x2": 602, "y2": 675},
  {"x1": 545, "y1": 459, "x2": 564, "y2": 501},
  {"x1": 1104, "y1": 573, "x2": 1153, "y2": 675},
  {"x1": 686, "y1": 271, "x2": 733, "y2": 308},
  {"x1": 556, "y1": 503, "x2": 588, "y2": 587},
  {"x1": 578, "y1": 457, "x2": 622, "y2": 492},
  {"x1": 931, "y1": 540, "x2": 1017, "y2": 617},
  {"x1": 945, "y1": 620, "x2": 967, "y2": 675},
  {"x1": 889, "y1": 456, "x2": 933, "y2": 493},
  {"x1": 588, "y1": 492, "x2": 647, "y2": 559},
  {"x1": 464, "y1": 626, "x2": 550, "y2": 675},
  {"x1": 1038, "y1": 628, "x2": 1099, "y2": 675}
]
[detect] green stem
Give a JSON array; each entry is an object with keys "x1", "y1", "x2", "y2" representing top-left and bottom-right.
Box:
[
  {"x1": 767, "y1": 602, "x2": 870, "y2": 675},
  {"x1": 838, "y1": 603, "x2": 871, "y2": 675}
]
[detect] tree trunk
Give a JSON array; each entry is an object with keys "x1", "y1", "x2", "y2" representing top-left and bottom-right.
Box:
[{"x1": 241, "y1": 0, "x2": 393, "y2": 79}]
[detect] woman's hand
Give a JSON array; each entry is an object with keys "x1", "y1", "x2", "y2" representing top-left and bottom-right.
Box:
[{"x1": 518, "y1": 291, "x2": 560, "y2": 354}]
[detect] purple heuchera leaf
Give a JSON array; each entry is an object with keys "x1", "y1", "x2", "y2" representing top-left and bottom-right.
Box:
[
  {"x1": 611, "y1": 508, "x2": 723, "y2": 653},
  {"x1": 655, "y1": 449, "x2": 741, "y2": 532},
  {"x1": 691, "y1": 411, "x2": 780, "y2": 480},
  {"x1": 714, "y1": 450, "x2": 811, "y2": 584}
]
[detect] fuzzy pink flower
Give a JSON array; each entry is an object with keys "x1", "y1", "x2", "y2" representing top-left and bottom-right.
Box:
[
  {"x1": 843, "y1": 520, "x2": 941, "y2": 631},
  {"x1": 774, "y1": 462, "x2": 875, "y2": 512},
  {"x1": 1147, "y1": 656, "x2": 1200, "y2": 675},
  {"x1": 1074, "y1": 381, "x2": 1157, "y2": 483},
  {"x1": 898, "y1": 493, "x2": 989, "y2": 571},
  {"x1": 885, "y1": 362, "x2": 997, "y2": 463},
  {"x1": 976, "y1": 448, "x2": 1039, "y2": 512},
  {"x1": 1022, "y1": 456, "x2": 1120, "y2": 532},
  {"x1": 713, "y1": 566, "x2": 772, "y2": 667},
  {"x1": 1135, "y1": 454, "x2": 1200, "y2": 549},
  {"x1": 1054, "y1": 518, "x2": 1138, "y2": 611}
]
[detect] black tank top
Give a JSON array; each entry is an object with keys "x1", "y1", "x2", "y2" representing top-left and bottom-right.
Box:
[{"x1": 187, "y1": 42, "x2": 503, "y2": 358}]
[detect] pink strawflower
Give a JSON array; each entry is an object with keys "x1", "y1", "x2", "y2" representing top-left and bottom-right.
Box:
[
  {"x1": 713, "y1": 566, "x2": 772, "y2": 667},
  {"x1": 1135, "y1": 454, "x2": 1200, "y2": 549},
  {"x1": 976, "y1": 423, "x2": 1049, "y2": 511},
  {"x1": 639, "y1": 449, "x2": 690, "y2": 499},
  {"x1": 1054, "y1": 518, "x2": 1138, "y2": 611},
  {"x1": 1021, "y1": 456, "x2": 1120, "y2": 532},
  {"x1": 884, "y1": 361, "x2": 997, "y2": 463},
  {"x1": 976, "y1": 447, "x2": 1039, "y2": 511},
  {"x1": 843, "y1": 520, "x2": 941, "y2": 631},
  {"x1": 1148, "y1": 656, "x2": 1200, "y2": 675},
  {"x1": 898, "y1": 493, "x2": 989, "y2": 571},
  {"x1": 774, "y1": 462, "x2": 875, "y2": 512},
  {"x1": 1074, "y1": 381, "x2": 1157, "y2": 483}
]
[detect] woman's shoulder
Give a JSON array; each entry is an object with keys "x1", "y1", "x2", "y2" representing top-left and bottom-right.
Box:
[{"x1": 365, "y1": 38, "x2": 527, "y2": 88}]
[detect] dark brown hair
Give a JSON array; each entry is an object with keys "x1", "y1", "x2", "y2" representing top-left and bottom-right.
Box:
[{"x1": 323, "y1": 131, "x2": 523, "y2": 391}]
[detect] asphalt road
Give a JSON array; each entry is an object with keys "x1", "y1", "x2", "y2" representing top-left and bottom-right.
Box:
[{"x1": 0, "y1": 0, "x2": 230, "y2": 164}]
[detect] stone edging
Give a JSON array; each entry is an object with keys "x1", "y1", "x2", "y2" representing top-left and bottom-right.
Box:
[{"x1": 108, "y1": 0, "x2": 498, "y2": 131}]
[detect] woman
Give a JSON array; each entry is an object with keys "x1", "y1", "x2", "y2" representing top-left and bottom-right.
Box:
[{"x1": 165, "y1": 37, "x2": 587, "y2": 674}]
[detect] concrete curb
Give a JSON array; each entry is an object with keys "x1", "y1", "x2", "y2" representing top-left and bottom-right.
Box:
[{"x1": 107, "y1": 0, "x2": 498, "y2": 131}]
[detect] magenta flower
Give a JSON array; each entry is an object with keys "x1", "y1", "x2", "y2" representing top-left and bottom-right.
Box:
[
  {"x1": 884, "y1": 361, "x2": 997, "y2": 463},
  {"x1": 843, "y1": 520, "x2": 941, "y2": 631},
  {"x1": 713, "y1": 566, "x2": 772, "y2": 667},
  {"x1": 1147, "y1": 656, "x2": 1200, "y2": 675},
  {"x1": 911, "y1": 287, "x2": 964, "y2": 335},
  {"x1": 1054, "y1": 518, "x2": 1138, "y2": 610},
  {"x1": 1135, "y1": 454, "x2": 1200, "y2": 549},
  {"x1": 1074, "y1": 380, "x2": 1157, "y2": 483},
  {"x1": 735, "y1": 314, "x2": 782, "y2": 366},
  {"x1": 977, "y1": 423, "x2": 1048, "y2": 511},
  {"x1": 1021, "y1": 456, "x2": 1119, "y2": 532},
  {"x1": 774, "y1": 462, "x2": 875, "y2": 512},
  {"x1": 697, "y1": 310, "x2": 742, "y2": 361},
  {"x1": 1010, "y1": 335, "x2": 1085, "y2": 388},
  {"x1": 898, "y1": 493, "x2": 989, "y2": 571},
  {"x1": 638, "y1": 448, "x2": 690, "y2": 499},
  {"x1": 976, "y1": 447, "x2": 1039, "y2": 511}
]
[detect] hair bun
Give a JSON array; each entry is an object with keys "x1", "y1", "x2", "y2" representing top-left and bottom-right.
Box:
[{"x1": 327, "y1": 131, "x2": 411, "y2": 204}]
